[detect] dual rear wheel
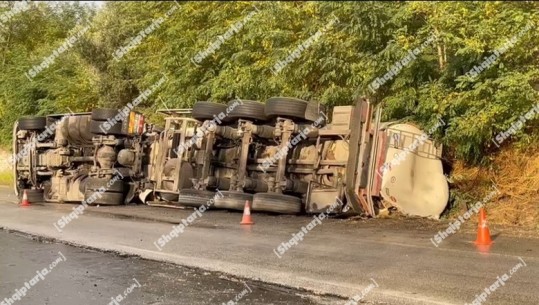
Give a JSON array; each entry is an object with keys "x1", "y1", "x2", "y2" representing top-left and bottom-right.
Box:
[
  {"x1": 90, "y1": 108, "x2": 127, "y2": 136},
  {"x1": 188, "y1": 98, "x2": 314, "y2": 214},
  {"x1": 191, "y1": 98, "x2": 324, "y2": 123},
  {"x1": 18, "y1": 117, "x2": 47, "y2": 131},
  {"x1": 252, "y1": 193, "x2": 302, "y2": 214},
  {"x1": 192, "y1": 100, "x2": 268, "y2": 123},
  {"x1": 175, "y1": 189, "x2": 302, "y2": 214},
  {"x1": 177, "y1": 189, "x2": 218, "y2": 208},
  {"x1": 83, "y1": 177, "x2": 125, "y2": 205},
  {"x1": 214, "y1": 191, "x2": 253, "y2": 211}
]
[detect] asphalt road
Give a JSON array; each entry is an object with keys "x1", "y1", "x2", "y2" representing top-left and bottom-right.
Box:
[
  {"x1": 0, "y1": 186, "x2": 538, "y2": 305},
  {"x1": 0, "y1": 230, "x2": 339, "y2": 305}
]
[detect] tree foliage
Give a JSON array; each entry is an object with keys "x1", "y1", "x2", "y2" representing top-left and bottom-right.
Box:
[{"x1": 1, "y1": 1, "x2": 538, "y2": 164}]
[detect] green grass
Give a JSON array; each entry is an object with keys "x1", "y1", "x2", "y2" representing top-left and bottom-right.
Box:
[{"x1": 0, "y1": 169, "x2": 13, "y2": 186}]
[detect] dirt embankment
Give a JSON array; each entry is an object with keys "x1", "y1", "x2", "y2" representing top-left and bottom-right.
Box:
[{"x1": 450, "y1": 145, "x2": 539, "y2": 231}]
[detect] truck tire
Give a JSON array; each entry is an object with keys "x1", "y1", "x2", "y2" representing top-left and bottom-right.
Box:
[
  {"x1": 67, "y1": 116, "x2": 83, "y2": 145},
  {"x1": 22, "y1": 189, "x2": 44, "y2": 203},
  {"x1": 265, "y1": 97, "x2": 308, "y2": 120},
  {"x1": 160, "y1": 192, "x2": 179, "y2": 202},
  {"x1": 78, "y1": 116, "x2": 95, "y2": 143},
  {"x1": 89, "y1": 120, "x2": 126, "y2": 136},
  {"x1": 91, "y1": 108, "x2": 122, "y2": 121},
  {"x1": 228, "y1": 100, "x2": 268, "y2": 122},
  {"x1": 214, "y1": 191, "x2": 253, "y2": 211},
  {"x1": 192, "y1": 102, "x2": 227, "y2": 122},
  {"x1": 18, "y1": 117, "x2": 47, "y2": 131},
  {"x1": 84, "y1": 177, "x2": 125, "y2": 193},
  {"x1": 305, "y1": 101, "x2": 327, "y2": 125},
  {"x1": 177, "y1": 189, "x2": 217, "y2": 208},
  {"x1": 252, "y1": 193, "x2": 302, "y2": 214},
  {"x1": 84, "y1": 190, "x2": 124, "y2": 206}
]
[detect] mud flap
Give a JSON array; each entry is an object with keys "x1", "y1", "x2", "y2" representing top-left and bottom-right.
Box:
[
  {"x1": 138, "y1": 189, "x2": 153, "y2": 204},
  {"x1": 124, "y1": 182, "x2": 137, "y2": 204}
]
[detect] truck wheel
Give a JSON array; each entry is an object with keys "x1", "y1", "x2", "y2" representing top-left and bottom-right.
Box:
[
  {"x1": 228, "y1": 100, "x2": 268, "y2": 122},
  {"x1": 89, "y1": 120, "x2": 126, "y2": 136},
  {"x1": 265, "y1": 97, "x2": 308, "y2": 120},
  {"x1": 84, "y1": 190, "x2": 124, "y2": 206},
  {"x1": 160, "y1": 192, "x2": 179, "y2": 202},
  {"x1": 91, "y1": 108, "x2": 122, "y2": 121},
  {"x1": 252, "y1": 193, "x2": 302, "y2": 214},
  {"x1": 67, "y1": 117, "x2": 83, "y2": 145},
  {"x1": 78, "y1": 116, "x2": 95, "y2": 143},
  {"x1": 21, "y1": 189, "x2": 44, "y2": 203},
  {"x1": 177, "y1": 189, "x2": 217, "y2": 208},
  {"x1": 305, "y1": 101, "x2": 327, "y2": 125},
  {"x1": 84, "y1": 176, "x2": 125, "y2": 205},
  {"x1": 192, "y1": 102, "x2": 227, "y2": 122},
  {"x1": 18, "y1": 117, "x2": 47, "y2": 131},
  {"x1": 214, "y1": 191, "x2": 253, "y2": 211},
  {"x1": 84, "y1": 177, "x2": 125, "y2": 193}
]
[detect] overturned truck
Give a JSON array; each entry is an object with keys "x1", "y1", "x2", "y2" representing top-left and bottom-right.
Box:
[
  {"x1": 144, "y1": 97, "x2": 449, "y2": 219},
  {"x1": 12, "y1": 110, "x2": 152, "y2": 205},
  {"x1": 13, "y1": 97, "x2": 449, "y2": 218}
]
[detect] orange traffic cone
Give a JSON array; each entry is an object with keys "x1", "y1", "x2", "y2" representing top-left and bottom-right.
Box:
[
  {"x1": 20, "y1": 190, "x2": 31, "y2": 207},
  {"x1": 474, "y1": 208, "x2": 492, "y2": 246},
  {"x1": 240, "y1": 200, "x2": 254, "y2": 225}
]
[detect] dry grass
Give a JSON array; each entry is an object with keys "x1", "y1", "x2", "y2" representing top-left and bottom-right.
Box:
[
  {"x1": 0, "y1": 150, "x2": 13, "y2": 186},
  {"x1": 451, "y1": 145, "x2": 539, "y2": 230}
]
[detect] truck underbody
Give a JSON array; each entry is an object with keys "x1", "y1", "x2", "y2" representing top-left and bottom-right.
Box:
[{"x1": 12, "y1": 97, "x2": 449, "y2": 219}]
